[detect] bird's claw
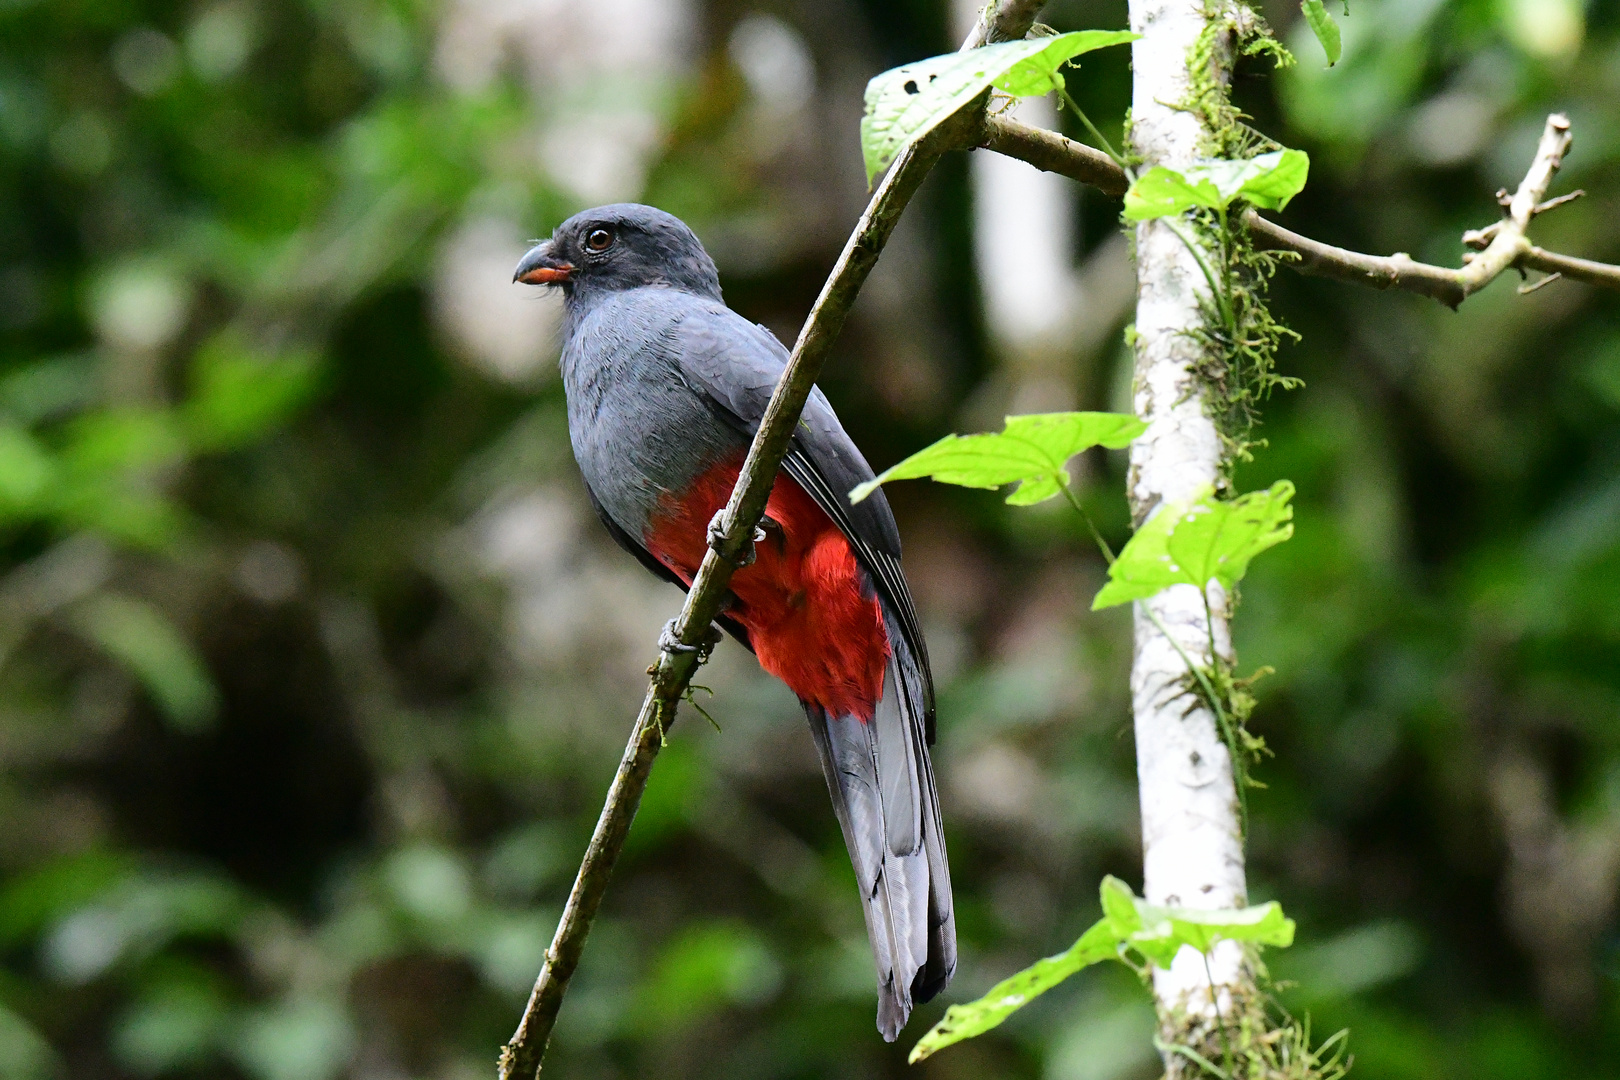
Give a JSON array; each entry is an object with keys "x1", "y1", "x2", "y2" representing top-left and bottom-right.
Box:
[
  {"x1": 659, "y1": 618, "x2": 723, "y2": 660},
  {"x1": 707, "y1": 510, "x2": 764, "y2": 568}
]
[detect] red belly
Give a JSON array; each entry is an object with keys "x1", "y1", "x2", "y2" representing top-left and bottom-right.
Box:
[{"x1": 643, "y1": 455, "x2": 889, "y2": 721}]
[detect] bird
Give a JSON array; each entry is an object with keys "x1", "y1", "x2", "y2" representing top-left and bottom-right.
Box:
[{"x1": 514, "y1": 203, "x2": 954, "y2": 1040}]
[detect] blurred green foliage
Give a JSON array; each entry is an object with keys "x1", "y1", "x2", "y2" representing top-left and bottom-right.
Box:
[{"x1": 0, "y1": 0, "x2": 1617, "y2": 1079}]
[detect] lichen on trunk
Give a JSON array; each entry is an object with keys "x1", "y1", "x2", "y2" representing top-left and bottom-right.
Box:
[{"x1": 1124, "y1": 0, "x2": 1259, "y2": 1071}]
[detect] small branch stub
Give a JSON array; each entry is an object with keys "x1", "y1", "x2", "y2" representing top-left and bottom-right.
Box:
[{"x1": 1453, "y1": 113, "x2": 1572, "y2": 297}]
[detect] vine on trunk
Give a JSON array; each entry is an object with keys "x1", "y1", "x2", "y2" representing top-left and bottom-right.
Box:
[{"x1": 1184, "y1": 3, "x2": 1304, "y2": 473}]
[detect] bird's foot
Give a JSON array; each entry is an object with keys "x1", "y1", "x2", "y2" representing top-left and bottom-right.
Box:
[
  {"x1": 707, "y1": 510, "x2": 764, "y2": 568},
  {"x1": 658, "y1": 618, "x2": 723, "y2": 661}
]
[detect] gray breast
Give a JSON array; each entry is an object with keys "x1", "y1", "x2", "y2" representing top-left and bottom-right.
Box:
[{"x1": 560, "y1": 289, "x2": 744, "y2": 542}]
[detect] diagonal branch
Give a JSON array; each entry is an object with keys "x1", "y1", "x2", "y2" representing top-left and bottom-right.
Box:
[
  {"x1": 979, "y1": 111, "x2": 1620, "y2": 308},
  {"x1": 495, "y1": 4, "x2": 1046, "y2": 1078}
]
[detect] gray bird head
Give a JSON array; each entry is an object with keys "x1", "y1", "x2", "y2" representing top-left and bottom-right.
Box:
[{"x1": 513, "y1": 204, "x2": 722, "y2": 302}]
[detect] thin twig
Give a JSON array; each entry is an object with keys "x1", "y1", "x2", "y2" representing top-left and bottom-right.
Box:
[
  {"x1": 1453, "y1": 113, "x2": 1572, "y2": 296},
  {"x1": 1519, "y1": 246, "x2": 1620, "y2": 291},
  {"x1": 496, "y1": 4, "x2": 1045, "y2": 1077},
  {"x1": 976, "y1": 111, "x2": 1620, "y2": 308}
]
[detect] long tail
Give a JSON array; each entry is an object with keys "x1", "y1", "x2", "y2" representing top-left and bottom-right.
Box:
[{"x1": 805, "y1": 612, "x2": 954, "y2": 1041}]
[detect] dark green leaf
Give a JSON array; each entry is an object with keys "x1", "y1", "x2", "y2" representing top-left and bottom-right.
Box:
[
  {"x1": 1092, "y1": 481, "x2": 1295, "y2": 609},
  {"x1": 1301, "y1": 0, "x2": 1342, "y2": 66},
  {"x1": 72, "y1": 595, "x2": 219, "y2": 732},
  {"x1": 860, "y1": 30, "x2": 1138, "y2": 183},
  {"x1": 849, "y1": 412, "x2": 1144, "y2": 506}
]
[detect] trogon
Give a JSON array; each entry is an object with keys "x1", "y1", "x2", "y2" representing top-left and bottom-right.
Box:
[{"x1": 514, "y1": 203, "x2": 954, "y2": 1040}]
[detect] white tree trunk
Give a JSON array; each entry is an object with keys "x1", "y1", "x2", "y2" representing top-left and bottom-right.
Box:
[{"x1": 1125, "y1": 0, "x2": 1251, "y2": 1043}]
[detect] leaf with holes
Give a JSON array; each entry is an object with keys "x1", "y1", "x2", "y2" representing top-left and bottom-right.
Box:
[
  {"x1": 848, "y1": 412, "x2": 1145, "y2": 507},
  {"x1": 860, "y1": 30, "x2": 1138, "y2": 184},
  {"x1": 1123, "y1": 150, "x2": 1311, "y2": 220},
  {"x1": 1091, "y1": 481, "x2": 1295, "y2": 609},
  {"x1": 1301, "y1": 0, "x2": 1342, "y2": 66}
]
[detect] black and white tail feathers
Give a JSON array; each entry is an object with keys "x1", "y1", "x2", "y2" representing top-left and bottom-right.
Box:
[{"x1": 804, "y1": 610, "x2": 955, "y2": 1041}]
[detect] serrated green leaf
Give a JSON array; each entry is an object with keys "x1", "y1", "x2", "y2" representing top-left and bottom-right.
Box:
[
  {"x1": 1091, "y1": 481, "x2": 1295, "y2": 610},
  {"x1": 1123, "y1": 150, "x2": 1310, "y2": 220},
  {"x1": 860, "y1": 30, "x2": 1138, "y2": 183},
  {"x1": 1301, "y1": 0, "x2": 1342, "y2": 66},
  {"x1": 849, "y1": 412, "x2": 1144, "y2": 506},
  {"x1": 909, "y1": 917, "x2": 1122, "y2": 1062}
]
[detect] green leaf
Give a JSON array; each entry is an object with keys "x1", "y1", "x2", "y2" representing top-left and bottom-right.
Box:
[
  {"x1": 1301, "y1": 0, "x2": 1342, "y2": 66},
  {"x1": 1231, "y1": 148, "x2": 1310, "y2": 211},
  {"x1": 183, "y1": 334, "x2": 322, "y2": 452},
  {"x1": 860, "y1": 30, "x2": 1138, "y2": 184},
  {"x1": 994, "y1": 29, "x2": 1140, "y2": 97},
  {"x1": 849, "y1": 412, "x2": 1145, "y2": 506},
  {"x1": 637, "y1": 920, "x2": 780, "y2": 1032},
  {"x1": 1125, "y1": 897, "x2": 1296, "y2": 968},
  {"x1": 1122, "y1": 150, "x2": 1311, "y2": 220},
  {"x1": 908, "y1": 874, "x2": 1298, "y2": 1062},
  {"x1": 0, "y1": 425, "x2": 55, "y2": 515},
  {"x1": 1101, "y1": 876, "x2": 1295, "y2": 968},
  {"x1": 72, "y1": 595, "x2": 219, "y2": 732},
  {"x1": 909, "y1": 918, "x2": 1122, "y2": 1062},
  {"x1": 1122, "y1": 167, "x2": 1226, "y2": 220},
  {"x1": 1099, "y1": 874, "x2": 1142, "y2": 935},
  {"x1": 62, "y1": 409, "x2": 187, "y2": 475},
  {"x1": 1092, "y1": 480, "x2": 1295, "y2": 610}
]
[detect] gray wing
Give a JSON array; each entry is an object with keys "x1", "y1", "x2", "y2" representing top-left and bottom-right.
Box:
[{"x1": 664, "y1": 300, "x2": 937, "y2": 737}]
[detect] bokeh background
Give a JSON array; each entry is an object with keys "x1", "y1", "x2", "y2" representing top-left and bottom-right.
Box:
[{"x1": 1, "y1": 0, "x2": 1618, "y2": 1077}]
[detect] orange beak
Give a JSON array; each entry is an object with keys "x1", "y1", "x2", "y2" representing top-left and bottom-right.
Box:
[
  {"x1": 513, "y1": 241, "x2": 574, "y2": 285},
  {"x1": 517, "y1": 264, "x2": 574, "y2": 285}
]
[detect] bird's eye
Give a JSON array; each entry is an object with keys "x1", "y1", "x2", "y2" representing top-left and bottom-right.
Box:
[{"x1": 585, "y1": 228, "x2": 614, "y2": 252}]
